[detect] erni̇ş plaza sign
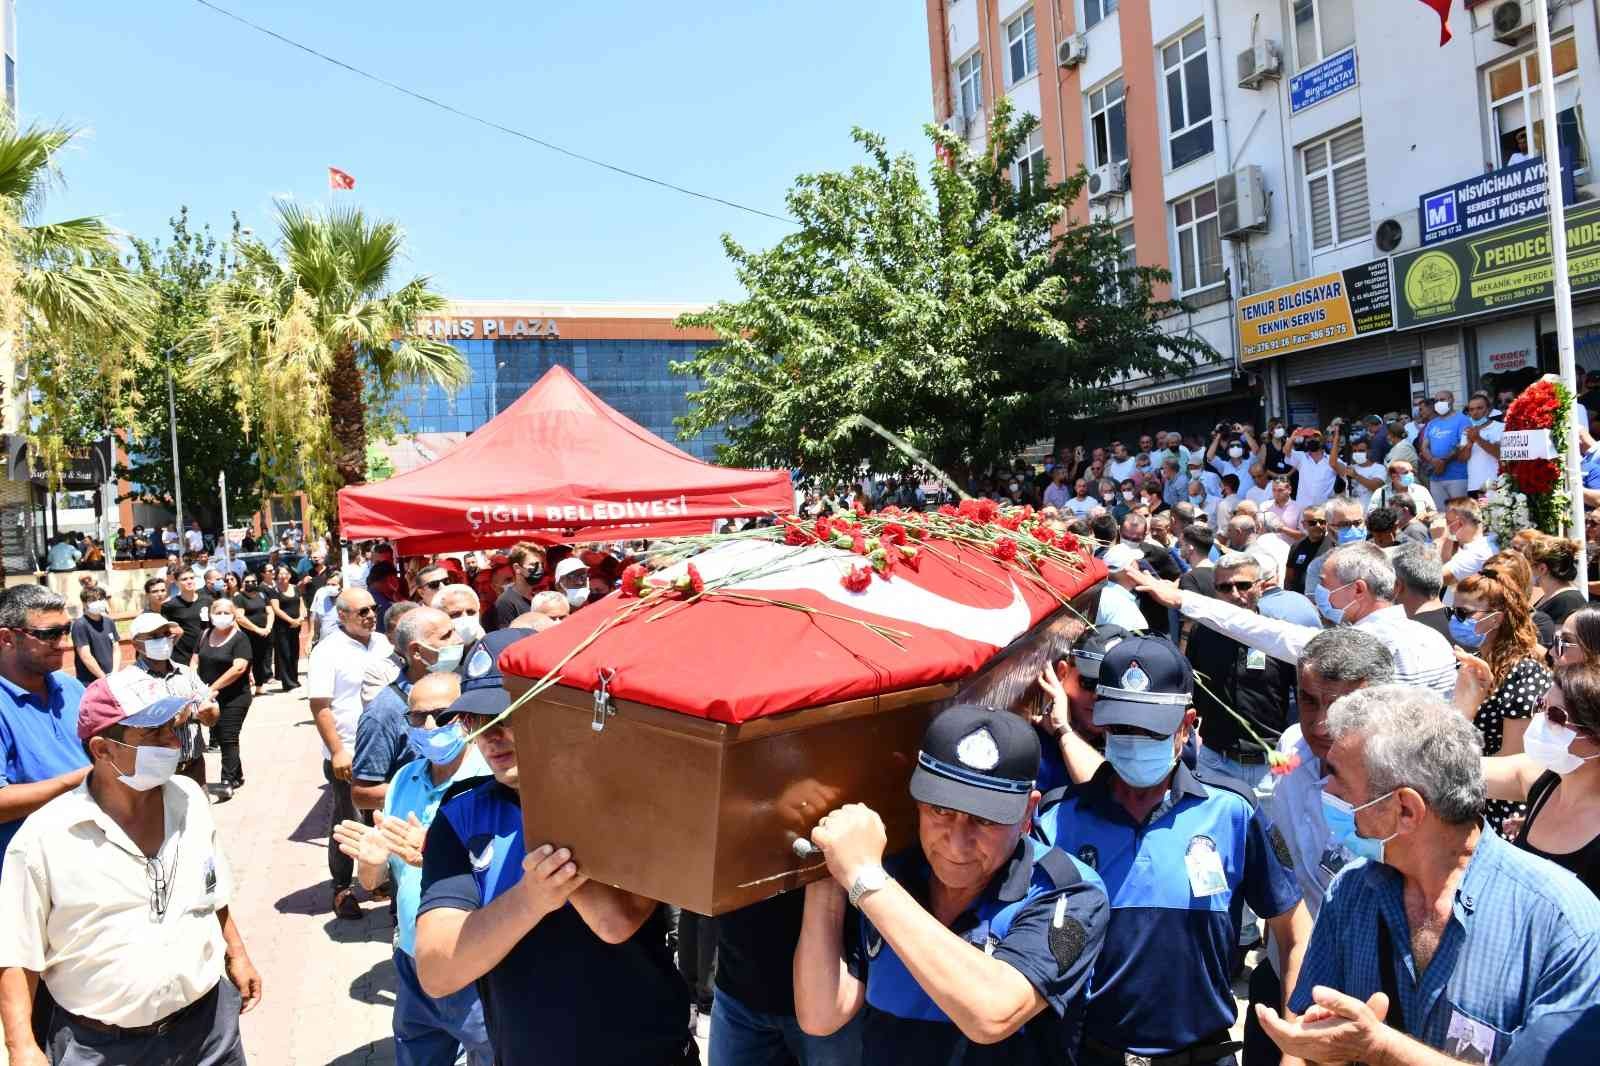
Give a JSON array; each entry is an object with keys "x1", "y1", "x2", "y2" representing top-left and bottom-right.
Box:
[{"x1": 417, "y1": 317, "x2": 562, "y2": 340}]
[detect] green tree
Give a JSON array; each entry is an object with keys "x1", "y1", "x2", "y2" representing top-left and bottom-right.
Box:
[
  {"x1": 0, "y1": 125, "x2": 153, "y2": 481},
  {"x1": 674, "y1": 101, "x2": 1213, "y2": 484},
  {"x1": 121, "y1": 209, "x2": 263, "y2": 531},
  {"x1": 191, "y1": 202, "x2": 467, "y2": 532}
]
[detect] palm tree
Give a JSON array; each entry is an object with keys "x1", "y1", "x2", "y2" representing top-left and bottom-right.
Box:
[
  {"x1": 192, "y1": 201, "x2": 467, "y2": 531},
  {"x1": 0, "y1": 124, "x2": 153, "y2": 479}
]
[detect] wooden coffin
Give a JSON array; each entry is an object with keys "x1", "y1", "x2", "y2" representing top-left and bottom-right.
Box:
[{"x1": 504, "y1": 580, "x2": 1102, "y2": 916}]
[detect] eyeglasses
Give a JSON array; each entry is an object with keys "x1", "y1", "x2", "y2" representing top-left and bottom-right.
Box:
[
  {"x1": 421, "y1": 578, "x2": 448, "y2": 590},
  {"x1": 1329, "y1": 519, "x2": 1365, "y2": 531},
  {"x1": 343, "y1": 605, "x2": 377, "y2": 618},
  {"x1": 1214, "y1": 580, "x2": 1257, "y2": 593},
  {"x1": 1303, "y1": 518, "x2": 1326, "y2": 527},
  {"x1": 13, "y1": 624, "x2": 71, "y2": 642},
  {"x1": 405, "y1": 708, "x2": 450, "y2": 728},
  {"x1": 1449, "y1": 606, "x2": 1498, "y2": 623}
]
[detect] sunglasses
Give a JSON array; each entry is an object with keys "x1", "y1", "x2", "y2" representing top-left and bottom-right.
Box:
[
  {"x1": 13, "y1": 624, "x2": 71, "y2": 642},
  {"x1": 1303, "y1": 518, "x2": 1326, "y2": 527},
  {"x1": 405, "y1": 708, "x2": 453, "y2": 728},
  {"x1": 1215, "y1": 580, "x2": 1258, "y2": 593},
  {"x1": 421, "y1": 578, "x2": 448, "y2": 590},
  {"x1": 1540, "y1": 700, "x2": 1591, "y2": 735},
  {"x1": 1554, "y1": 634, "x2": 1581, "y2": 657},
  {"x1": 344, "y1": 605, "x2": 377, "y2": 618},
  {"x1": 1329, "y1": 519, "x2": 1365, "y2": 531},
  {"x1": 1449, "y1": 606, "x2": 1498, "y2": 623}
]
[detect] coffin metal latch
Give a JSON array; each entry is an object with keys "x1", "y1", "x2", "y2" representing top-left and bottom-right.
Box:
[{"x1": 591, "y1": 669, "x2": 616, "y2": 733}]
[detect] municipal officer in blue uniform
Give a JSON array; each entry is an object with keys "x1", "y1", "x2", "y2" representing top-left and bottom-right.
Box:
[
  {"x1": 414, "y1": 682, "x2": 695, "y2": 1066},
  {"x1": 794, "y1": 704, "x2": 1109, "y2": 1064},
  {"x1": 1035, "y1": 636, "x2": 1310, "y2": 1065}
]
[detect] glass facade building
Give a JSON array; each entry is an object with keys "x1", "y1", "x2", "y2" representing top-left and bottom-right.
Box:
[{"x1": 390, "y1": 306, "x2": 729, "y2": 459}]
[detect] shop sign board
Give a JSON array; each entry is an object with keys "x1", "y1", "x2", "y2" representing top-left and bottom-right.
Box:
[
  {"x1": 1420, "y1": 157, "x2": 1553, "y2": 245},
  {"x1": 1115, "y1": 375, "x2": 1232, "y2": 412},
  {"x1": 1289, "y1": 47, "x2": 1357, "y2": 114},
  {"x1": 1394, "y1": 200, "x2": 1600, "y2": 329},
  {"x1": 1475, "y1": 318, "x2": 1537, "y2": 375},
  {"x1": 1236, "y1": 259, "x2": 1394, "y2": 364}
]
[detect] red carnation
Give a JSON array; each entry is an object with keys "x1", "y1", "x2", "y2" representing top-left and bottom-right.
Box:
[
  {"x1": 784, "y1": 523, "x2": 810, "y2": 546},
  {"x1": 997, "y1": 511, "x2": 1024, "y2": 531},
  {"x1": 869, "y1": 547, "x2": 895, "y2": 576},
  {"x1": 958, "y1": 498, "x2": 982, "y2": 519},
  {"x1": 880, "y1": 505, "x2": 902, "y2": 516},
  {"x1": 879, "y1": 522, "x2": 907, "y2": 545},
  {"x1": 993, "y1": 537, "x2": 1018, "y2": 563},
  {"x1": 900, "y1": 544, "x2": 922, "y2": 571},
  {"x1": 851, "y1": 530, "x2": 867, "y2": 555},
  {"x1": 1269, "y1": 752, "x2": 1302, "y2": 777},
  {"x1": 815, "y1": 515, "x2": 834, "y2": 540},
  {"x1": 1057, "y1": 532, "x2": 1081, "y2": 554},
  {"x1": 851, "y1": 500, "x2": 867, "y2": 516},
  {"x1": 975, "y1": 499, "x2": 999, "y2": 523},
  {"x1": 939, "y1": 504, "x2": 959, "y2": 517},
  {"x1": 671, "y1": 563, "x2": 706, "y2": 597},
  {"x1": 841, "y1": 564, "x2": 873, "y2": 593},
  {"x1": 619, "y1": 563, "x2": 650, "y2": 598}
]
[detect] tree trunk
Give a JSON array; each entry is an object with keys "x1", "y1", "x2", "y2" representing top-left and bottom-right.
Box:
[{"x1": 325, "y1": 344, "x2": 367, "y2": 544}]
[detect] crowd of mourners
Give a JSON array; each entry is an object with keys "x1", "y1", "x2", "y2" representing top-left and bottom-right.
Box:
[{"x1": 1, "y1": 381, "x2": 1599, "y2": 1064}]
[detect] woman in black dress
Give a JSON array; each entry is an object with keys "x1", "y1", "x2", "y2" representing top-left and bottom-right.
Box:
[
  {"x1": 1527, "y1": 534, "x2": 1587, "y2": 627},
  {"x1": 235, "y1": 572, "x2": 276, "y2": 695},
  {"x1": 269, "y1": 564, "x2": 305, "y2": 691},
  {"x1": 1484, "y1": 662, "x2": 1600, "y2": 898},
  {"x1": 195, "y1": 596, "x2": 253, "y2": 799}
]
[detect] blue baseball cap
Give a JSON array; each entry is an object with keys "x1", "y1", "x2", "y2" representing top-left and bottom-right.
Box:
[{"x1": 1091, "y1": 635, "x2": 1194, "y2": 735}]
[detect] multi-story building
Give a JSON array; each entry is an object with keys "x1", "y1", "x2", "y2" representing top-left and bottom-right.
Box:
[
  {"x1": 391, "y1": 300, "x2": 729, "y2": 459},
  {"x1": 924, "y1": 0, "x2": 1600, "y2": 439}
]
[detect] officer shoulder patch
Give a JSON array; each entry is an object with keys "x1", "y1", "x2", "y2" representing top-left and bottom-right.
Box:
[
  {"x1": 1048, "y1": 895, "x2": 1088, "y2": 968},
  {"x1": 1269, "y1": 824, "x2": 1295, "y2": 870},
  {"x1": 1077, "y1": 844, "x2": 1098, "y2": 871}
]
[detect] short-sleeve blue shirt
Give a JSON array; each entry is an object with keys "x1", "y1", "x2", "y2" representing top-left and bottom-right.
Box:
[
  {"x1": 382, "y1": 744, "x2": 487, "y2": 956},
  {"x1": 1034, "y1": 762, "x2": 1301, "y2": 1056},
  {"x1": 353, "y1": 681, "x2": 413, "y2": 786},
  {"x1": 0, "y1": 672, "x2": 88, "y2": 870},
  {"x1": 1290, "y1": 827, "x2": 1600, "y2": 1060},
  {"x1": 1581, "y1": 446, "x2": 1600, "y2": 490},
  {"x1": 1423, "y1": 412, "x2": 1472, "y2": 481},
  {"x1": 844, "y1": 838, "x2": 1108, "y2": 1065}
]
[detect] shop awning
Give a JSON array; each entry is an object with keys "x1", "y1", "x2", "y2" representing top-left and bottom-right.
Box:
[{"x1": 337, "y1": 366, "x2": 793, "y2": 553}]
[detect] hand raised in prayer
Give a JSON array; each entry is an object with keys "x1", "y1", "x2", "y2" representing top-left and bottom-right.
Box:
[
  {"x1": 376, "y1": 811, "x2": 427, "y2": 868},
  {"x1": 332, "y1": 818, "x2": 389, "y2": 868}
]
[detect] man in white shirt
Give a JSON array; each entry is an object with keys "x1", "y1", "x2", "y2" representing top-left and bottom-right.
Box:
[
  {"x1": 307, "y1": 587, "x2": 393, "y2": 919},
  {"x1": 0, "y1": 670, "x2": 262, "y2": 1064},
  {"x1": 1207, "y1": 424, "x2": 1258, "y2": 484},
  {"x1": 1439, "y1": 498, "x2": 1494, "y2": 603},
  {"x1": 1042, "y1": 468, "x2": 1074, "y2": 511},
  {"x1": 1243, "y1": 464, "x2": 1275, "y2": 504},
  {"x1": 1063, "y1": 480, "x2": 1098, "y2": 519},
  {"x1": 1105, "y1": 441, "x2": 1138, "y2": 483},
  {"x1": 1282, "y1": 428, "x2": 1337, "y2": 508},
  {"x1": 1463, "y1": 391, "x2": 1504, "y2": 495},
  {"x1": 184, "y1": 522, "x2": 205, "y2": 555}
]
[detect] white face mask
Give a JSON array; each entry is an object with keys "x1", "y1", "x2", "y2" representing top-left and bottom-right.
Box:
[
  {"x1": 86, "y1": 601, "x2": 108, "y2": 617},
  {"x1": 1351, "y1": 452, "x2": 1367, "y2": 465},
  {"x1": 1434, "y1": 400, "x2": 1450, "y2": 415},
  {"x1": 453, "y1": 614, "x2": 485, "y2": 644},
  {"x1": 1272, "y1": 427, "x2": 1286, "y2": 440},
  {"x1": 566, "y1": 587, "x2": 590, "y2": 608},
  {"x1": 211, "y1": 613, "x2": 235, "y2": 631},
  {"x1": 1228, "y1": 446, "x2": 1244, "y2": 459},
  {"x1": 1524, "y1": 712, "x2": 1600, "y2": 775},
  {"x1": 142, "y1": 637, "x2": 173, "y2": 661},
  {"x1": 106, "y1": 739, "x2": 181, "y2": 791}
]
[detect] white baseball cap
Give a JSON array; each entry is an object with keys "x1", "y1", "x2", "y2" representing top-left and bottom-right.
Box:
[{"x1": 129, "y1": 612, "x2": 178, "y2": 639}]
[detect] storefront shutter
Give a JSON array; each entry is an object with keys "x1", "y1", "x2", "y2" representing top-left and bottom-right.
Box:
[{"x1": 1284, "y1": 334, "x2": 1423, "y2": 387}]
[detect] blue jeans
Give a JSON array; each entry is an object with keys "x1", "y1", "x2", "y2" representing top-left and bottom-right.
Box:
[
  {"x1": 708, "y1": 988, "x2": 862, "y2": 1066},
  {"x1": 393, "y1": 948, "x2": 493, "y2": 1066}
]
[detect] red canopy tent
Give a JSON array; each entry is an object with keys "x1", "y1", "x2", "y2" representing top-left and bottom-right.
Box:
[{"x1": 337, "y1": 366, "x2": 793, "y2": 554}]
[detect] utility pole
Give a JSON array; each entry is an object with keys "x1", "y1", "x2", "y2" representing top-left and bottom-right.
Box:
[
  {"x1": 165, "y1": 347, "x2": 184, "y2": 545},
  {"x1": 218, "y1": 470, "x2": 232, "y2": 575}
]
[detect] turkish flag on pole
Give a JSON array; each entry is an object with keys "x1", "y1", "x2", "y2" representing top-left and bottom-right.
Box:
[
  {"x1": 1417, "y1": 0, "x2": 1453, "y2": 45},
  {"x1": 327, "y1": 166, "x2": 356, "y2": 191}
]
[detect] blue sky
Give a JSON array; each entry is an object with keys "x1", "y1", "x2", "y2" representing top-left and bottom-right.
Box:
[{"x1": 23, "y1": 1, "x2": 935, "y2": 302}]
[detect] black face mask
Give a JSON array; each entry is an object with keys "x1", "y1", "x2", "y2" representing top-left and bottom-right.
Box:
[
  {"x1": 1296, "y1": 438, "x2": 1323, "y2": 452},
  {"x1": 524, "y1": 565, "x2": 544, "y2": 584}
]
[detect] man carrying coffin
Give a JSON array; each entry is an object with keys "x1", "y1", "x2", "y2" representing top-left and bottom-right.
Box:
[{"x1": 794, "y1": 705, "x2": 1109, "y2": 1064}]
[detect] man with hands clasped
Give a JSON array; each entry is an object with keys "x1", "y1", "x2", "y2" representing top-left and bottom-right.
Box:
[{"x1": 794, "y1": 704, "x2": 1109, "y2": 1065}]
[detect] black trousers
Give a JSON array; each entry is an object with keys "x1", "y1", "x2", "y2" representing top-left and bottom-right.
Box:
[
  {"x1": 324, "y1": 759, "x2": 358, "y2": 891},
  {"x1": 1242, "y1": 955, "x2": 1283, "y2": 1066},
  {"x1": 246, "y1": 629, "x2": 273, "y2": 686},
  {"x1": 273, "y1": 625, "x2": 300, "y2": 688},
  {"x1": 215, "y1": 700, "x2": 250, "y2": 786},
  {"x1": 671, "y1": 908, "x2": 717, "y2": 1013}
]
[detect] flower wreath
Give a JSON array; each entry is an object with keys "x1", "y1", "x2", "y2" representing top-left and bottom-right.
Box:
[{"x1": 1497, "y1": 375, "x2": 1574, "y2": 537}]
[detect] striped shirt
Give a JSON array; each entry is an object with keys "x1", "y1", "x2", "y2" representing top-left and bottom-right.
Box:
[{"x1": 1179, "y1": 596, "x2": 1456, "y2": 699}]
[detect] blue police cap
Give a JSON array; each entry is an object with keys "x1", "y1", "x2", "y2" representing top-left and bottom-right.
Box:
[{"x1": 1091, "y1": 635, "x2": 1193, "y2": 735}]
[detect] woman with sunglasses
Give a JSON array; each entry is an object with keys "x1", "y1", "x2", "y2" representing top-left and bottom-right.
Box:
[
  {"x1": 1482, "y1": 663, "x2": 1600, "y2": 897},
  {"x1": 1451, "y1": 568, "x2": 1552, "y2": 835},
  {"x1": 269, "y1": 564, "x2": 305, "y2": 692},
  {"x1": 1555, "y1": 605, "x2": 1600, "y2": 667}
]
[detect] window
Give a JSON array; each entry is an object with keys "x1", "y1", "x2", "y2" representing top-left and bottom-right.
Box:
[
  {"x1": 1012, "y1": 127, "x2": 1047, "y2": 189},
  {"x1": 956, "y1": 51, "x2": 983, "y2": 118},
  {"x1": 1085, "y1": 0, "x2": 1118, "y2": 30},
  {"x1": 1162, "y1": 27, "x2": 1214, "y2": 169},
  {"x1": 1292, "y1": 0, "x2": 1355, "y2": 71},
  {"x1": 1088, "y1": 76, "x2": 1127, "y2": 168},
  {"x1": 1005, "y1": 9, "x2": 1037, "y2": 86},
  {"x1": 1117, "y1": 223, "x2": 1137, "y2": 274},
  {"x1": 1173, "y1": 189, "x2": 1223, "y2": 293},
  {"x1": 1303, "y1": 125, "x2": 1369, "y2": 250},
  {"x1": 1105, "y1": 222, "x2": 1137, "y2": 303},
  {"x1": 1487, "y1": 36, "x2": 1586, "y2": 173}
]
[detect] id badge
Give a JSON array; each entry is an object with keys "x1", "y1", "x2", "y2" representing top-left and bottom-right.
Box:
[
  {"x1": 1444, "y1": 1007, "x2": 1501, "y2": 1064},
  {"x1": 1184, "y1": 848, "x2": 1228, "y2": 898},
  {"x1": 1246, "y1": 648, "x2": 1267, "y2": 671}
]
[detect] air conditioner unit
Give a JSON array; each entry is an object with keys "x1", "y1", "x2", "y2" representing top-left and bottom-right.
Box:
[
  {"x1": 1217, "y1": 165, "x2": 1269, "y2": 239},
  {"x1": 1492, "y1": 1, "x2": 1534, "y2": 45},
  {"x1": 1057, "y1": 35, "x2": 1088, "y2": 67},
  {"x1": 1087, "y1": 162, "x2": 1128, "y2": 202},
  {"x1": 1374, "y1": 211, "x2": 1421, "y2": 254},
  {"x1": 1237, "y1": 40, "x2": 1282, "y2": 89}
]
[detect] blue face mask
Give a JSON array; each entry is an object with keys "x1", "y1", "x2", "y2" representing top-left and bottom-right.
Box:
[
  {"x1": 1321, "y1": 790, "x2": 1397, "y2": 864},
  {"x1": 1314, "y1": 579, "x2": 1355, "y2": 625},
  {"x1": 1104, "y1": 732, "x2": 1178, "y2": 788},
  {"x1": 406, "y1": 723, "x2": 468, "y2": 766},
  {"x1": 1448, "y1": 610, "x2": 1497, "y2": 650},
  {"x1": 1470, "y1": 416, "x2": 1488, "y2": 427},
  {"x1": 1334, "y1": 525, "x2": 1368, "y2": 546},
  {"x1": 1400, "y1": 473, "x2": 1416, "y2": 486}
]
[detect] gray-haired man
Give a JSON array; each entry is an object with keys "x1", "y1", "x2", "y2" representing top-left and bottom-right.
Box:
[{"x1": 1258, "y1": 686, "x2": 1600, "y2": 1064}]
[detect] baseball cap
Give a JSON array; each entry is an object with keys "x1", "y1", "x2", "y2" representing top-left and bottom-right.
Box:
[
  {"x1": 439, "y1": 685, "x2": 509, "y2": 724},
  {"x1": 77, "y1": 669, "x2": 194, "y2": 740},
  {"x1": 1071, "y1": 625, "x2": 1133, "y2": 687},
  {"x1": 554, "y1": 558, "x2": 589, "y2": 583},
  {"x1": 1101, "y1": 543, "x2": 1143, "y2": 573},
  {"x1": 129, "y1": 612, "x2": 178, "y2": 639},
  {"x1": 909, "y1": 705, "x2": 1039, "y2": 825},
  {"x1": 1091, "y1": 634, "x2": 1194, "y2": 735}
]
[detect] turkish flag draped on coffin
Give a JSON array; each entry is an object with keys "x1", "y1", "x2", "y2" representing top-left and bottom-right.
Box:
[
  {"x1": 498, "y1": 537, "x2": 1109, "y2": 724},
  {"x1": 337, "y1": 365, "x2": 793, "y2": 553}
]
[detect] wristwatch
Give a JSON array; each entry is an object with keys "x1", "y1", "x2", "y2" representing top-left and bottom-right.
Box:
[{"x1": 848, "y1": 864, "x2": 890, "y2": 908}]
